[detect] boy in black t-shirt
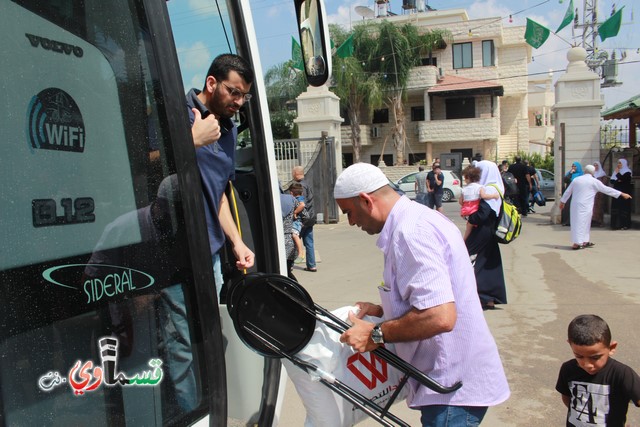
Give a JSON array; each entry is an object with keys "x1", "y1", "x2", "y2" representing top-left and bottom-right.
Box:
[{"x1": 556, "y1": 314, "x2": 640, "y2": 426}]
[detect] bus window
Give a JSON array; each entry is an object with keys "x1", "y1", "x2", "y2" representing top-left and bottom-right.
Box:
[{"x1": 0, "y1": 1, "x2": 223, "y2": 425}]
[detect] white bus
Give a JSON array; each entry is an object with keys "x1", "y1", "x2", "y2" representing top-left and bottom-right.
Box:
[{"x1": 0, "y1": 0, "x2": 330, "y2": 425}]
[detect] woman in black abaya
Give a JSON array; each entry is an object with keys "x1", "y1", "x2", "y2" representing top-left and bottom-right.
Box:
[
  {"x1": 610, "y1": 159, "x2": 633, "y2": 230},
  {"x1": 465, "y1": 161, "x2": 507, "y2": 310}
]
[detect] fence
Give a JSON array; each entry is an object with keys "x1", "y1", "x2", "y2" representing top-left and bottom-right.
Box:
[
  {"x1": 274, "y1": 137, "x2": 323, "y2": 186},
  {"x1": 274, "y1": 136, "x2": 339, "y2": 223},
  {"x1": 600, "y1": 124, "x2": 631, "y2": 148}
]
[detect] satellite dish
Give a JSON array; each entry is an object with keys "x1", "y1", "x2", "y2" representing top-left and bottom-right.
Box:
[{"x1": 355, "y1": 5, "x2": 375, "y2": 18}]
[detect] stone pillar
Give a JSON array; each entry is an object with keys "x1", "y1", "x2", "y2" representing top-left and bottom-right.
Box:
[
  {"x1": 550, "y1": 47, "x2": 604, "y2": 224},
  {"x1": 295, "y1": 85, "x2": 344, "y2": 174},
  {"x1": 424, "y1": 90, "x2": 431, "y2": 121}
]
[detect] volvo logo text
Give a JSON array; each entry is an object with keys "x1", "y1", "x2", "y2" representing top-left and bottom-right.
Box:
[{"x1": 26, "y1": 33, "x2": 83, "y2": 57}]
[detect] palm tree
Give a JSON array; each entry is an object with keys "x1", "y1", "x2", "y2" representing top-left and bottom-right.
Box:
[
  {"x1": 330, "y1": 21, "x2": 451, "y2": 164},
  {"x1": 355, "y1": 21, "x2": 451, "y2": 165},
  {"x1": 330, "y1": 24, "x2": 383, "y2": 163},
  {"x1": 264, "y1": 60, "x2": 308, "y2": 138}
]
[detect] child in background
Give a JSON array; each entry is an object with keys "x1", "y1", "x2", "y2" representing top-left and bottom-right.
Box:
[
  {"x1": 289, "y1": 182, "x2": 306, "y2": 263},
  {"x1": 460, "y1": 165, "x2": 499, "y2": 240},
  {"x1": 556, "y1": 314, "x2": 640, "y2": 426}
]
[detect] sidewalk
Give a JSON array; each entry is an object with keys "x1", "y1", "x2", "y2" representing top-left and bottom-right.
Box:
[{"x1": 277, "y1": 201, "x2": 640, "y2": 426}]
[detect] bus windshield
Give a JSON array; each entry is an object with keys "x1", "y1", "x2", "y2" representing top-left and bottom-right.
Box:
[{"x1": 0, "y1": 1, "x2": 221, "y2": 425}]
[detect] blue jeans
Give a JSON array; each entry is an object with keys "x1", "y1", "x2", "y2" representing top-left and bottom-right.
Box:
[
  {"x1": 160, "y1": 285, "x2": 198, "y2": 413},
  {"x1": 300, "y1": 225, "x2": 315, "y2": 269},
  {"x1": 420, "y1": 405, "x2": 487, "y2": 427},
  {"x1": 427, "y1": 192, "x2": 443, "y2": 209}
]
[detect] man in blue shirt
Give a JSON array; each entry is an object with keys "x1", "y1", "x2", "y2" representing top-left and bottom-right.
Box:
[
  {"x1": 186, "y1": 54, "x2": 255, "y2": 295},
  {"x1": 426, "y1": 163, "x2": 444, "y2": 212}
]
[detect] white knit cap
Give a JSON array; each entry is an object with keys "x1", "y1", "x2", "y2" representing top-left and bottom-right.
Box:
[
  {"x1": 334, "y1": 163, "x2": 389, "y2": 199},
  {"x1": 584, "y1": 164, "x2": 595, "y2": 175}
]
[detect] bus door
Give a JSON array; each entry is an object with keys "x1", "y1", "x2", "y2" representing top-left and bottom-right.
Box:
[
  {"x1": 165, "y1": 0, "x2": 331, "y2": 425},
  {"x1": 0, "y1": 0, "x2": 225, "y2": 425}
]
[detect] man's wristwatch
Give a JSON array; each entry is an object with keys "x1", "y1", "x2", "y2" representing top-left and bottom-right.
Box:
[{"x1": 371, "y1": 322, "x2": 385, "y2": 344}]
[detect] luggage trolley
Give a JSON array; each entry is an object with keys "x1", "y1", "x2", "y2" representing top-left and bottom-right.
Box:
[{"x1": 227, "y1": 273, "x2": 462, "y2": 427}]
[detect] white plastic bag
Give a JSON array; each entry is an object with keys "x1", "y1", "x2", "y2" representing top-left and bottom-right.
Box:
[{"x1": 283, "y1": 306, "x2": 408, "y2": 427}]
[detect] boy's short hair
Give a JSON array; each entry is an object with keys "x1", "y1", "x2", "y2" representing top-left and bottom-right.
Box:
[
  {"x1": 568, "y1": 314, "x2": 612, "y2": 347},
  {"x1": 289, "y1": 182, "x2": 304, "y2": 197},
  {"x1": 462, "y1": 166, "x2": 481, "y2": 183}
]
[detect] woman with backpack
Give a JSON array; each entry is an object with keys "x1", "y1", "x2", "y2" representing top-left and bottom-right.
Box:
[{"x1": 465, "y1": 161, "x2": 507, "y2": 310}]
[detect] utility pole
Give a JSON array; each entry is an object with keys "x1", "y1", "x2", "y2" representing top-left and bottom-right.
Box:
[{"x1": 575, "y1": 0, "x2": 622, "y2": 87}]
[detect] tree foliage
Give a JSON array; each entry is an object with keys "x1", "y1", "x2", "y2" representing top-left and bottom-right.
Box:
[
  {"x1": 331, "y1": 21, "x2": 451, "y2": 164},
  {"x1": 264, "y1": 60, "x2": 307, "y2": 138},
  {"x1": 330, "y1": 24, "x2": 383, "y2": 163},
  {"x1": 515, "y1": 151, "x2": 554, "y2": 172}
]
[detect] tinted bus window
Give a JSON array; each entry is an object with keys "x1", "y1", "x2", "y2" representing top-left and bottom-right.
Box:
[{"x1": 0, "y1": 1, "x2": 217, "y2": 425}]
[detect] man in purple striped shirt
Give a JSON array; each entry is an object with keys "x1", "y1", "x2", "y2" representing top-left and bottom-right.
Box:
[{"x1": 335, "y1": 163, "x2": 509, "y2": 427}]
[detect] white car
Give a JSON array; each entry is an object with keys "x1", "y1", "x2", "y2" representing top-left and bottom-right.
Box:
[{"x1": 397, "y1": 170, "x2": 463, "y2": 202}]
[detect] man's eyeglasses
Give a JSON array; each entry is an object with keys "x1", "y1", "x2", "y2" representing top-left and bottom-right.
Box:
[{"x1": 221, "y1": 81, "x2": 252, "y2": 102}]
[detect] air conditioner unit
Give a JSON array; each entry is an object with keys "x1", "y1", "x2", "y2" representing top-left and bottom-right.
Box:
[{"x1": 371, "y1": 127, "x2": 381, "y2": 138}]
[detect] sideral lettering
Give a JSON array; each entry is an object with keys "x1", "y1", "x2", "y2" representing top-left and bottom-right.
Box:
[
  {"x1": 84, "y1": 269, "x2": 137, "y2": 303},
  {"x1": 25, "y1": 33, "x2": 83, "y2": 57}
]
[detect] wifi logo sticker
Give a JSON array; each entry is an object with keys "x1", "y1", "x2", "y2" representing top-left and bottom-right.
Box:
[{"x1": 27, "y1": 88, "x2": 85, "y2": 153}]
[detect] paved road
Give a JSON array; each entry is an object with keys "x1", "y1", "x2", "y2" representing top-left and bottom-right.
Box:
[{"x1": 277, "y1": 199, "x2": 640, "y2": 426}]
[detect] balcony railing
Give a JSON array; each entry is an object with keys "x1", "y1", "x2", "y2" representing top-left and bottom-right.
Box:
[
  {"x1": 417, "y1": 117, "x2": 499, "y2": 143},
  {"x1": 340, "y1": 124, "x2": 381, "y2": 146}
]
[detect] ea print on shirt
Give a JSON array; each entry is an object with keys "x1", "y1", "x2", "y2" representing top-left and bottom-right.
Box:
[{"x1": 568, "y1": 382, "x2": 609, "y2": 426}]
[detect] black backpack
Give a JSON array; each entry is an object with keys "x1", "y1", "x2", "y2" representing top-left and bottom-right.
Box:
[{"x1": 501, "y1": 172, "x2": 519, "y2": 196}]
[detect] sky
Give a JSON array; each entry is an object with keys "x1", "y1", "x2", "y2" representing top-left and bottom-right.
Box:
[{"x1": 168, "y1": 0, "x2": 639, "y2": 110}]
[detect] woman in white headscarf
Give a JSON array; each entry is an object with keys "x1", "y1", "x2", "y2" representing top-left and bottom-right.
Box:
[
  {"x1": 465, "y1": 160, "x2": 507, "y2": 310},
  {"x1": 591, "y1": 161, "x2": 609, "y2": 227},
  {"x1": 610, "y1": 158, "x2": 633, "y2": 230}
]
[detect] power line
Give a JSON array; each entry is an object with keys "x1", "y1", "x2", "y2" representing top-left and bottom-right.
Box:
[{"x1": 329, "y1": 59, "x2": 640, "y2": 91}]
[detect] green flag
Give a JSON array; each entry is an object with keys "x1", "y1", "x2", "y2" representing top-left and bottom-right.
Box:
[
  {"x1": 556, "y1": 0, "x2": 574, "y2": 33},
  {"x1": 291, "y1": 36, "x2": 304, "y2": 71},
  {"x1": 335, "y1": 34, "x2": 354, "y2": 58},
  {"x1": 524, "y1": 18, "x2": 550, "y2": 49},
  {"x1": 598, "y1": 7, "x2": 623, "y2": 42}
]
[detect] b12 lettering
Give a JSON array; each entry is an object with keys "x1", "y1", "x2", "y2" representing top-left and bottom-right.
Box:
[{"x1": 32, "y1": 197, "x2": 95, "y2": 227}]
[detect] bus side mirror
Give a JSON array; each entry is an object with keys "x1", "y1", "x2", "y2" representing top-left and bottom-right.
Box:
[{"x1": 293, "y1": 0, "x2": 332, "y2": 87}]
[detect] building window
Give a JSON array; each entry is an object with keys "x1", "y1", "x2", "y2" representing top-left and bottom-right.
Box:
[
  {"x1": 372, "y1": 108, "x2": 389, "y2": 124},
  {"x1": 371, "y1": 154, "x2": 393, "y2": 166},
  {"x1": 482, "y1": 40, "x2": 495, "y2": 67},
  {"x1": 453, "y1": 42, "x2": 472, "y2": 69},
  {"x1": 421, "y1": 57, "x2": 437, "y2": 66},
  {"x1": 411, "y1": 106, "x2": 425, "y2": 121},
  {"x1": 445, "y1": 97, "x2": 475, "y2": 119}
]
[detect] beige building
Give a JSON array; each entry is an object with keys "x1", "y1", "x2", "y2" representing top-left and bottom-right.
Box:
[
  {"x1": 527, "y1": 76, "x2": 555, "y2": 155},
  {"x1": 340, "y1": 8, "x2": 532, "y2": 166}
]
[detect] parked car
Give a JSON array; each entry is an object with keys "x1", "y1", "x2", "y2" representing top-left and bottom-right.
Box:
[
  {"x1": 397, "y1": 170, "x2": 462, "y2": 202},
  {"x1": 535, "y1": 168, "x2": 555, "y2": 200}
]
